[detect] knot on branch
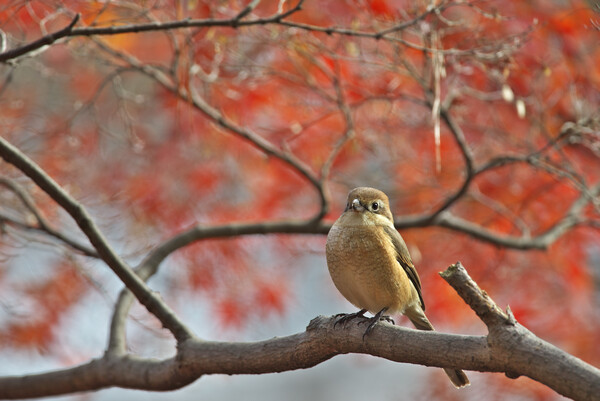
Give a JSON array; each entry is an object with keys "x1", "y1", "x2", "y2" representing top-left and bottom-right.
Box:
[{"x1": 307, "y1": 315, "x2": 329, "y2": 331}]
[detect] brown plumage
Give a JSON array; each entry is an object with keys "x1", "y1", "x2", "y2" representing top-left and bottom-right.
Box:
[{"x1": 326, "y1": 187, "x2": 470, "y2": 388}]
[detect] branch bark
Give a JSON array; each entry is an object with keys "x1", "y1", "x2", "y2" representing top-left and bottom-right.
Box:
[
  {"x1": 1, "y1": 262, "x2": 598, "y2": 400},
  {"x1": 441, "y1": 263, "x2": 600, "y2": 400}
]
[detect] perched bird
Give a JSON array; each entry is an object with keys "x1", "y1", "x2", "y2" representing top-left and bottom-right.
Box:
[{"x1": 326, "y1": 187, "x2": 470, "y2": 388}]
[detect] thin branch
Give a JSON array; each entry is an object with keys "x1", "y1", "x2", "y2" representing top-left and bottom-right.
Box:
[
  {"x1": 141, "y1": 220, "x2": 329, "y2": 272},
  {"x1": 0, "y1": 1, "x2": 305, "y2": 63},
  {"x1": 0, "y1": 1, "x2": 484, "y2": 66},
  {"x1": 0, "y1": 177, "x2": 98, "y2": 256},
  {"x1": 319, "y1": 57, "x2": 355, "y2": 216},
  {"x1": 0, "y1": 137, "x2": 194, "y2": 343},
  {"x1": 397, "y1": 43, "x2": 476, "y2": 221},
  {"x1": 394, "y1": 175, "x2": 599, "y2": 250},
  {"x1": 107, "y1": 266, "x2": 161, "y2": 355},
  {"x1": 90, "y1": 37, "x2": 327, "y2": 220},
  {"x1": 235, "y1": 0, "x2": 262, "y2": 21},
  {"x1": 0, "y1": 14, "x2": 80, "y2": 62},
  {"x1": 106, "y1": 289, "x2": 134, "y2": 356},
  {"x1": 400, "y1": 200, "x2": 585, "y2": 251},
  {"x1": 278, "y1": 4, "x2": 440, "y2": 40},
  {"x1": 425, "y1": 108, "x2": 476, "y2": 219}
]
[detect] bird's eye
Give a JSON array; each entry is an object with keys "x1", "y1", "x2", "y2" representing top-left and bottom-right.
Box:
[{"x1": 371, "y1": 201, "x2": 379, "y2": 211}]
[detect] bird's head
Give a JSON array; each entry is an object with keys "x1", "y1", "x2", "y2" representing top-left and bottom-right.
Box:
[{"x1": 344, "y1": 187, "x2": 394, "y2": 224}]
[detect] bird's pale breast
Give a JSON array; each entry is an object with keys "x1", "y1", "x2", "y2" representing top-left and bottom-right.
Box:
[{"x1": 326, "y1": 220, "x2": 416, "y2": 314}]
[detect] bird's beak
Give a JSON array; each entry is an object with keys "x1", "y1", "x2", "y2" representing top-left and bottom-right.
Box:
[{"x1": 351, "y1": 198, "x2": 364, "y2": 212}]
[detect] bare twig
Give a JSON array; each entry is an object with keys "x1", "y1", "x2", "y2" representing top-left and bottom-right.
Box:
[
  {"x1": 0, "y1": 14, "x2": 80, "y2": 62},
  {"x1": 235, "y1": 0, "x2": 262, "y2": 21},
  {"x1": 0, "y1": 1, "x2": 507, "y2": 66},
  {"x1": 278, "y1": 3, "x2": 441, "y2": 40},
  {"x1": 0, "y1": 177, "x2": 97, "y2": 256},
  {"x1": 90, "y1": 37, "x2": 328, "y2": 220},
  {"x1": 426, "y1": 108, "x2": 476, "y2": 218},
  {"x1": 0, "y1": 1, "x2": 305, "y2": 63},
  {"x1": 319, "y1": 58, "x2": 355, "y2": 216}
]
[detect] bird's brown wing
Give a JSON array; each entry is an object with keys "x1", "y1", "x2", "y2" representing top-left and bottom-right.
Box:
[{"x1": 383, "y1": 225, "x2": 425, "y2": 310}]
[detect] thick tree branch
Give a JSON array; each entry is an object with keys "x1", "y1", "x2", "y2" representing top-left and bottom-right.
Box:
[
  {"x1": 2, "y1": 263, "x2": 598, "y2": 400},
  {"x1": 441, "y1": 262, "x2": 600, "y2": 400},
  {"x1": 0, "y1": 137, "x2": 194, "y2": 343},
  {"x1": 0, "y1": 323, "x2": 486, "y2": 399},
  {"x1": 105, "y1": 218, "x2": 330, "y2": 354}
]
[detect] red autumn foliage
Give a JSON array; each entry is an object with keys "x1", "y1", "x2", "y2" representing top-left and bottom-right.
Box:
[
  {"x1": 0, "y1": 0, "x2": 599, "y2": 399},
  {"x1": 0, "y1": 261, "x2": 88, "y2": 351}
]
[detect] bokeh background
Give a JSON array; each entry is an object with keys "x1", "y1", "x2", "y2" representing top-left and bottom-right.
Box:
[{"x1": 1, "y1": 1, "x2": 600, "y2": 399}]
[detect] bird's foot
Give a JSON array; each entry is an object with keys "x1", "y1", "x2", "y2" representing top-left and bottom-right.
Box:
[
  {"x1": 358, "y1": 308, "x2": 392, "y2": 340},
  {"x1": 333, "y1": 309, "x2": 367, "y2": 328},
  {"x1": 380, "y1": 315, "x2": 395, "y2": 325}
]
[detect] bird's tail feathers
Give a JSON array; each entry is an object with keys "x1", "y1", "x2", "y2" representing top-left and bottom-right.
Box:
[
  {"x1": 405, "y1": 305, "x2": 470, "y2": 388},
  {"x1": 444, "y1": 368, "x2": 470, "y2": 388},
  {"x1": 405, "y1": 305, "x2": 435, "y2": 331}
]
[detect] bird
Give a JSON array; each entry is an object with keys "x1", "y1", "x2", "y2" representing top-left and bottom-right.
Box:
[{"x1": 325, "y1": 186, "x2": 470, "y2": 388}]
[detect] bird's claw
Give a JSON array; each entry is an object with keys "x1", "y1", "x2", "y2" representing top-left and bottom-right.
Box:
[
  {"x1": 359, "y1": 308, "x2": 392, "y2": 340},
  {"x1": 333, "y1": 309, "x2": 367, "y2": 328},
  {"x1": 333, "y1": 308, "x2": 394, "y2": 340}
]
